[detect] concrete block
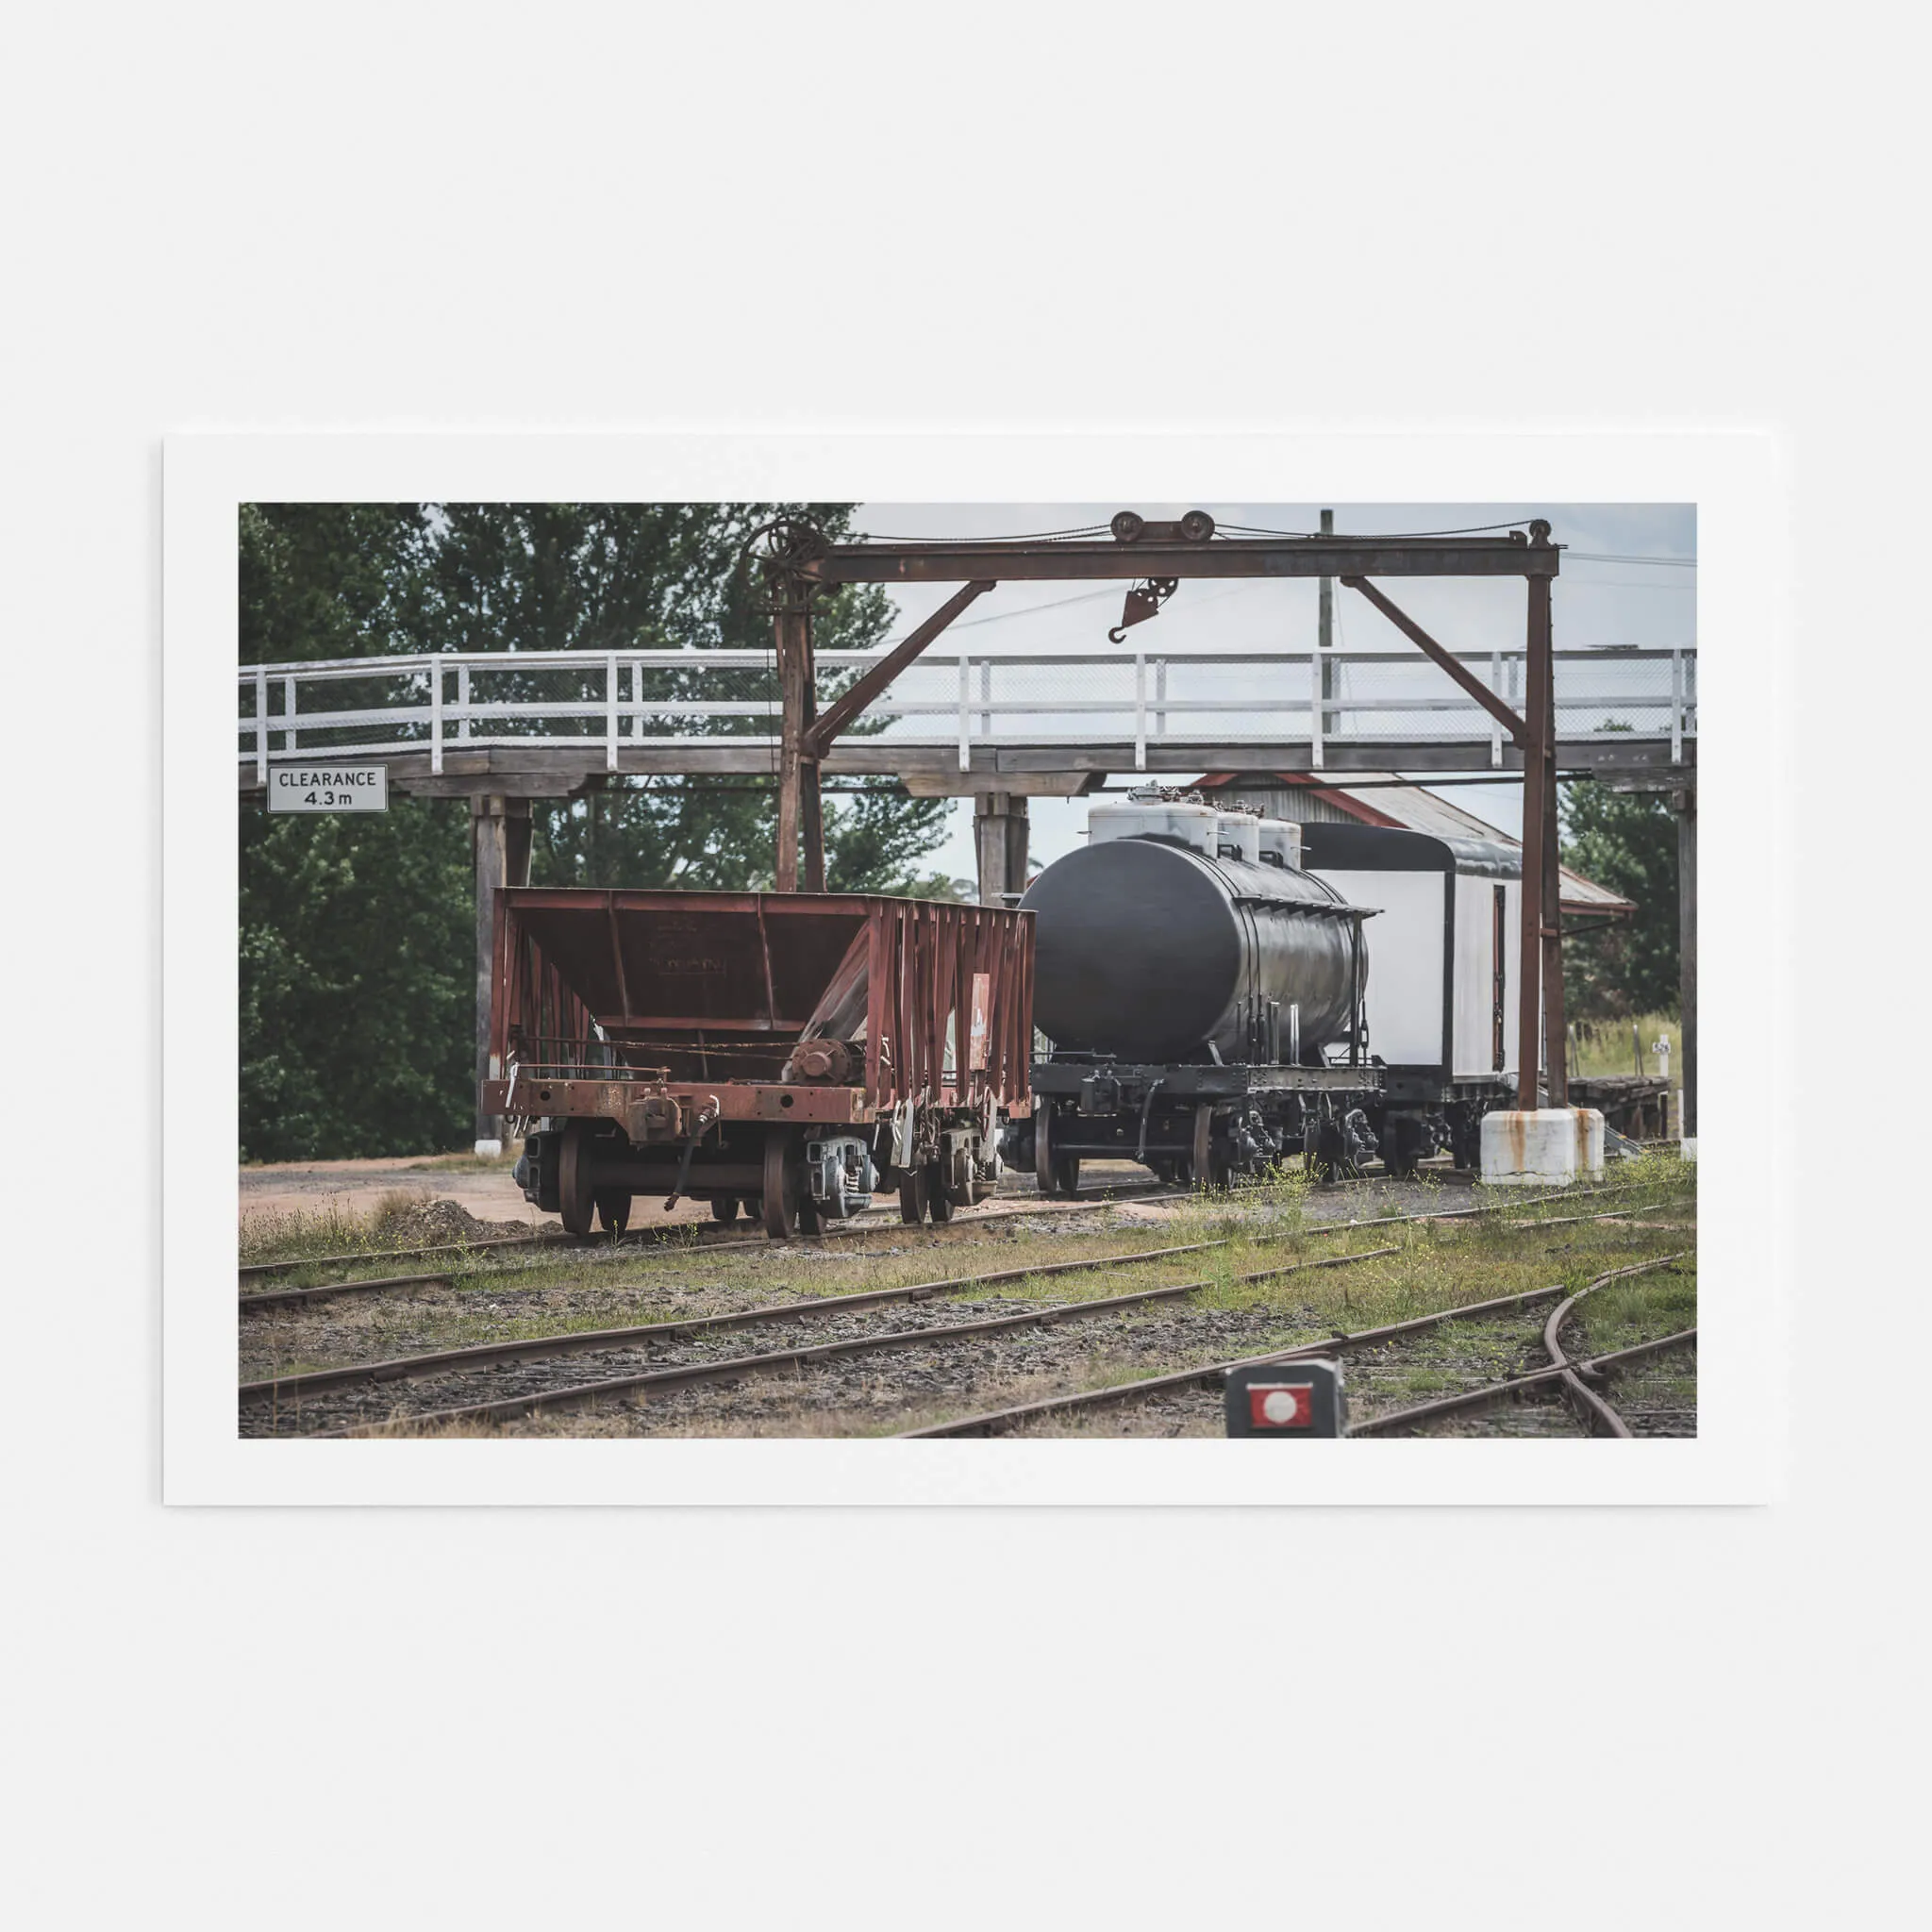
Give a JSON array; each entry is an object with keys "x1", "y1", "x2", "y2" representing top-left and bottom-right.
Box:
[
  {"x1": 1482, "y1": 1108, "x2": 1584, "y2": 1185},
  {"x1": 1574, "y1": 1108, "x2": 1606, "y2": 1180}
]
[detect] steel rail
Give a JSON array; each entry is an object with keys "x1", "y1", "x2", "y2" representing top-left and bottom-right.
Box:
[
  {"x1": 900, "y1": 1244, "x2": 1691, "y2": 1441},
  {"x1": 240, "y1": 1271, "x2": 458, "y2": 1314},
  {"x1": 240, "y1": 1177, "x2": 1674, "y2": 1321},
  {"x1": 236, "y1": 1161, "x2": 1475, "y2": 1284},
  {"x1": 237, "y1": 1182, "x2": 1190, "y2": 1309},
  {"x1": 899, "y1": 1280, "x2": 1584, "y2": 1438},
  {"x1": 1347, "y1": 1324, "x2": 1698, "y2": 1437},
  {"x1": 234, "y1": 1158, "x2": 1488, "y2": 1283},
  {"x1": 242, "y1": 1192, "x2": 1672, "y2": 1392},
  {"x1": 236, "y1": 1196, "x2": 998, "y2": 1280},
  {"x1": 1539, "y1": 1254, "x2": 1692, "y2": 1439},
  {"x1": 1347, "y1": 1252, "x2": 1692, "y2": 1436},
  {"x1": 311, "y1": 1248, "x2": 1405, "y2": 1438},
  {"x1": 236, "y1": 1203, "x2": 937, "y2": 1279},
  {"x1": 242, "y1": 1234, "x2": 1241, "y2": 1402},
  {"x1": 240, "y1": 1232, "x2": 562, "y2": 1281}
]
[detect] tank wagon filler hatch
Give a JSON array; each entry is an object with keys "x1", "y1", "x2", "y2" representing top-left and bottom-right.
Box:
[{"x1": 481, "y1": 889, "x2": 1033, "y2": 1237}]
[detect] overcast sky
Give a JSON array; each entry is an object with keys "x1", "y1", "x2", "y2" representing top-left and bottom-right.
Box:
[{"x1": 850, "y1": 502, "x2": 1697, "y2": 884}]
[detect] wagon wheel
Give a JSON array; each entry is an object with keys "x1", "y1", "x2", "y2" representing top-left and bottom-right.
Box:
[
  {"x1": 558, "y1": 1119, "x2": 595, "y2": 1236},
  {"x1": 897, "y1": 1166, "x2": 929, "y2": 1225},
  {"x1": 925, "y1": 1160, "x2": 957, "y2": 1222},
  {"x1": 1383, "y1": 1116, "x2": 1424, "y2": 1180},
  {"x1": 1034, "y1": 1107, "x2": 1080, "y2": 1198},
  {"x1": 1307, "y1": 1119, "x2": 1360, "y2": 1182},
  {"x1": 761, "y1": 1132, "x2": 798, "y2": 1239},
  {"x1": 1191, "y1": 1105, "x2": 1216, "y2": 1192},
  {"x1": 710, "y1": 1196, "x2": 740, "y2": 1224},
  {"x1": 594, "y1": 1188, "x2": 631, "y2": 1236}
]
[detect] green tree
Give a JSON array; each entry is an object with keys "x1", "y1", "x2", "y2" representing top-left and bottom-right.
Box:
[
  {"x1": 240, "y1": 503, "x2": 465, "y2": 1157},
  {"x1": 421, "y1": 502, "x2": 949, "y2": 892},
  {"x1": 239, "y1": 501, "x2": 953, "y2": 1158},
  {"x1": 1559, "y1": 780, "x2": 1680, "y2": 1018},
  {"x1": 239, "y1": 802, "x2": 473, "y2": 1159},
  {"x1": 238, "y1": 503, "x2": 432, "y2": 664}
]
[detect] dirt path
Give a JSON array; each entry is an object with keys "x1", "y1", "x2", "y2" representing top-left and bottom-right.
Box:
[
  {"x1": 238, "y1": 1154, "x2": 1162, "y2": 1234},
  {"x1": 239, "y1": 1154, "x2": 567, "y2": 1228}
]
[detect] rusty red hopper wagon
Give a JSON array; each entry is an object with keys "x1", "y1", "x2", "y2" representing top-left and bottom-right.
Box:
[{"x1": 480, "y1": 890, "x2": 1035, "y2": 1238}]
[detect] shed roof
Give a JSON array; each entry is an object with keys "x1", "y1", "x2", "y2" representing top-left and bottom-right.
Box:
[{"x1": 1193, "y1": 771, "x2": 1636, "y2": 917}]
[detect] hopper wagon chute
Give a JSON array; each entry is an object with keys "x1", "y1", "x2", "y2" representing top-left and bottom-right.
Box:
[{"x1": 480, "y1": 889, "x2": 1034, "y2": 1238}]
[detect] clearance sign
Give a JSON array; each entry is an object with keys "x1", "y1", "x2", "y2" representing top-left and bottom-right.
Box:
[{"x1": 268, "y1": 766, "x2": 389, "y2": 813}]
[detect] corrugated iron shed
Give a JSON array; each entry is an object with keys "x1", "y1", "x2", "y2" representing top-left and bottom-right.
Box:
[{"x1": 1193, "y1": 770, "x2": 1636, "y2": 917}]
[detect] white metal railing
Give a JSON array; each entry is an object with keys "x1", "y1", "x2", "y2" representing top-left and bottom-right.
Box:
[{"x1": 239, "y1": 646, "x2": 1698, "y2": 779}]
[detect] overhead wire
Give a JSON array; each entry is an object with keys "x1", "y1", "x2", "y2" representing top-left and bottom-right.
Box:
[
  {"x1": 849, "y1": 523, "x2": 1112, "y2": 544},
  {"x1": 850, "y1": 517, "x2": 1695, "y2": 560},
  {"x1": 1216, "y1": 518, "x2": 1541, "y2": 540}
]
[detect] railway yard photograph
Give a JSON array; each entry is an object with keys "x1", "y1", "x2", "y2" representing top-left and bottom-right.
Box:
[
  {"x1": 28, "y1": 14, "x2": 1909, "y2": 1925},
  {"x1": 233, "y1": 495, "x2": 1699, "y2": 1447}
]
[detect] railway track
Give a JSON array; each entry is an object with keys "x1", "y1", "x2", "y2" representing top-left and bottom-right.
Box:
[
  {"x1": 236, "y1": 1158, "x2": 1488, "y2": 1291},
  {"x1": 240, "y1": 1177, "x2": 1663, "y2": 1347},
  {"x1": 904, "y1": 1251, "x2": 1693, "y2": 1440},
  {"x1": 1349, "y1": 1253, "x2": 1694, "y2": 1438},
  {"x1": 259, "y1": 1245, "x2": 1406, "y2": 1439},
  {"x1": 236, "y1": 1182, "x2": 1190, "y2": 1311},
  {"x1": 238, "y1": 1171, "x2": 1677, "y2": 1316},
  {"x1": 240, "y1": 1187, "x2": 1686, "y2": 1437},
  {"x1": 242, "y1": 1233, "x2": 1265, "y2": 1401}
]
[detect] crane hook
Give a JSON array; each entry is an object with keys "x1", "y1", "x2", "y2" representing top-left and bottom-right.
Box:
[{"x1": 1108, "y1": 577, "x2": 1178, "y2": 644}]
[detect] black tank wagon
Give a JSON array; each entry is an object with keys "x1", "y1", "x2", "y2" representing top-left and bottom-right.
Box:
[
  {"x1": 480, "y1": 889, "x2": 1033, "y2": 1237},
  {"x1": 1006, "y1": 791, "x2": 1523, "y2": 1188}
]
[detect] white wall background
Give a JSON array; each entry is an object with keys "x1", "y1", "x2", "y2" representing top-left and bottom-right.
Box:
[{"x1": 5, "y1": 8, "x2": 1918, "y2": 1930}]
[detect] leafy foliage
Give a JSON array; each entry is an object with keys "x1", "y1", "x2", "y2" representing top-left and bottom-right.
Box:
[
  {"x1": 239, "y1": 502, "x2": 953, "y2": 1158},
  {"x1": 1559, "y1": 781, "x2": 1681, "y2": 1018},
  {"x1": 239, "y1": 800, "x2": 473, "y2": 1161}
]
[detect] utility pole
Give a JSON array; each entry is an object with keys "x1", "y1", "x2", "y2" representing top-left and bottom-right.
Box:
[
  {"x1": 1317, "y1": 508, "x2": 1334, "y2": 741},
  {"x1": 1313, "y1": 506, "x2": 1329, "y2": 760},
  {"x1": 1318, "y1": 508, "x2": 1334, "y2": 650}
]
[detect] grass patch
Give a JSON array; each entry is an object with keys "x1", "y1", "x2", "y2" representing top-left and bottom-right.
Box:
[
  {"x1": 1574, "y1": 1257, "x2": 1698, "y2": 1357},
  {"x1": 1569, "y1": 1010, "x2": 1685, "y2": 1103},
  {"x1": 409, "y1": 1149, "x2": 521, "y2": 1172},
  {"x1": 254, "y1": 1164, "x2": 1699, "y2": 1437},
  {"x1": 239, "y1": 1191, "x2": 443, "y2": 1266}
]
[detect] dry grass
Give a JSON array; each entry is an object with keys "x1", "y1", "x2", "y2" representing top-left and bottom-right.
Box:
[
  {"x1": 1569, "y1": 1010, "x2": 1685, "y2": 1101},
  {"x1": 258, "y1": 1150, "x2": 1695, "y2": 1439},
  {"x1": 250, "y1": 1154, "x2": 1693, "y2": 1375},
  {"x1": 239, "y1": 1189, "x2": 437, "y2": 1265},
  {"x1": 408, "y1": 1148, "x2": 521, "y2": 1172}
]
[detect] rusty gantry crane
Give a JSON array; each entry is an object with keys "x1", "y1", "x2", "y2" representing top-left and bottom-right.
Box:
[{"x1": 753, "y1": 510, "x2": 1573, "y2": 1108}]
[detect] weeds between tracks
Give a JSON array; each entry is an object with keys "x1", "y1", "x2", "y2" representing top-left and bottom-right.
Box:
[
  {"x1": 402, "y1": 1158, "x2": 1692, "y2": 1440},
  {"x1": 242, "y1": 1154, "x2": 1688, "y2": 1393}
]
